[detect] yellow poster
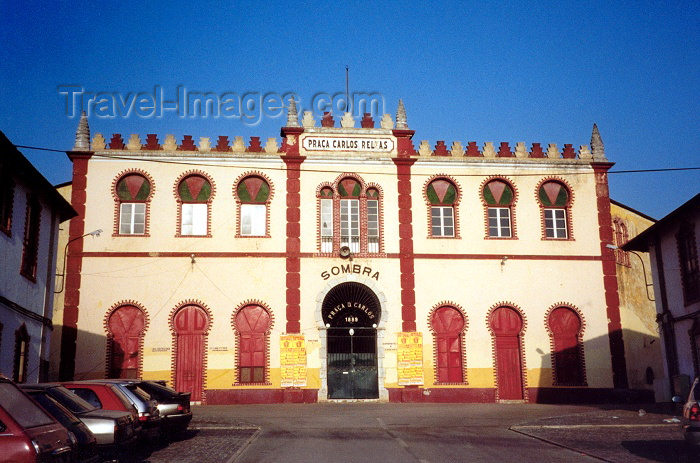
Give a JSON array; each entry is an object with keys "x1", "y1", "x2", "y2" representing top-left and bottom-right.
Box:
[
  {"x1": 397, "y1": 332, "x2": 423, "y2": 386},
  {"x1": 280, "y1": 334, "x2": 307, "y2": 387}
]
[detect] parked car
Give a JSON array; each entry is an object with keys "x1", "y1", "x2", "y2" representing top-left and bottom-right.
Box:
[
  {"x1": 22, "y1": 389, "x2": 100, "y2": 463},
  {"x1": 676, "y1": 376, "x2": 700, "y2": 446},
  {"x1": 0, "y1": 375, "x2": 74, "y2": 463},
  {"x1": 64, "y1": 380, "x2": 161, "y2": 440},
  {"x1": 21, "y1": 383, "x2": 137, "y2": 455},
  {"x1": 133, "y1": 380, "x2": 192, "y2": 434}
]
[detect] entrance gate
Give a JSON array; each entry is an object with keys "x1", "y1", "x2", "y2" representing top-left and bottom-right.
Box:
[{"x1": 322, "y1": 282, "x2": 381, "y2": 399}]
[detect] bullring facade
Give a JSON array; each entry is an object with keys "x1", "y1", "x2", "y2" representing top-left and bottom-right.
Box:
[{"x1": 56, "y1": 101, "x2": 639, "y2": 403}]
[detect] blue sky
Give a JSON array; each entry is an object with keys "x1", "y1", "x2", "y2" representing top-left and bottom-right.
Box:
[{"x1": 1, "y1": 0, "x2": 697, "y2": 219}]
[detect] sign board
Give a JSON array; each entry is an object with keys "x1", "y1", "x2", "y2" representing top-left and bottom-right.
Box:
[
  {"x1": 280, "y1": 334, "x2": 307, "y2": 387},
  {"x1": 397, "y1": 332, "x2": 424, "y2": 386},
  {"x1": 302, "y1": 135, "x2": 395, "y2": 153}
]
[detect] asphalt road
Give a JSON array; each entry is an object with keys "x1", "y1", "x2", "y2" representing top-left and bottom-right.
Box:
[{"x1": 129, "y1": 403, "x2": 698, "y2": 463}]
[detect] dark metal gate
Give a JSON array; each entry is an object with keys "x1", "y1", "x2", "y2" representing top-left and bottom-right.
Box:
[{"x1": 327, "y1": 327, "x2": 378, "y2": 399}]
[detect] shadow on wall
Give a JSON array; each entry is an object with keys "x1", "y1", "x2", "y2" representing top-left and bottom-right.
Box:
[
  {"x1": 49, "y1": 327, "x2": 111, "y2": 381},
  {"x1": 530, "y1": 328, "x2": 664, "y2": 404}
]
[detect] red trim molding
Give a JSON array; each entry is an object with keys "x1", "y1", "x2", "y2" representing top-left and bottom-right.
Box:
[
  {"x1": 393, "y1": 157, "x2": 417, "y2": 331},
  {"x1": 592, "y1": 162, "x2": 628, "y2": 388},
  {"x1": 59, "y1": 151, "x2": 92, "y2": 381}
]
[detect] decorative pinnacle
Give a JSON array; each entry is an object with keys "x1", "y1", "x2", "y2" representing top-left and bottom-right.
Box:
[
  {"x1": 72, "y1": 111, "x2": 90, "y2": 151},
  {"x1": 286, "y1": 98, "x2": 300, "y2": 127},
  {"x1": 591, "y1": 123, "x2": 606, "y2": 160},
  {"x1": 395, "y1": 99, "x2": 408, "y2": 129}
]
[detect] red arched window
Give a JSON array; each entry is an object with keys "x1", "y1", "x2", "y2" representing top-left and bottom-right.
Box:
[
  {"x1": 115, "y1": 173, "x2": 152, "y2": 235},
  {"x1": 236, "y1": 175, "x2": 271, "y2": 237},
  {"x1": 537, "y1": 180, "x2": 571, "y2": 239},
  {"x1": 548, "y1": 307, "x2": 585, "y2": 385},
  {"x1": 426, "y1": 178, "x2": 458, "y2": 238},
  {"x1": 317, "y1": 177, "x2": 382, "y2": 255},
  {"x1": 430, "y1": 306, "x2": 465, "y2": 383},
  {"x1": 176, "y1": 174, "x2": 212, "y2": 236},
  {"x1": 482, "y1": 179, "x2": 515, "y2": 238},
  {"x1": 234, "y1": 304, "x2": 271, "y2": 384},
  {"x1": 107, "y1": 305, "x2": 146, "y2": 379}
]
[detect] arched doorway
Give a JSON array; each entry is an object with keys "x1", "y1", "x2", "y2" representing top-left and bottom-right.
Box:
[
  {"x1": 489, "y1": 306, "x2": 524, "y2": 400},
  {"x1": 173, "y1": 304, "x2": 209, "y2": 401},
  {"x1": 322, "y1": 282, "x2": 381, "y2": 399},
  {"x1": 107, "y1": 305, "x2": 146, "y2": 379},
  {"x1": 548, "y1": 307, "x2": 584, "y2": 385}
]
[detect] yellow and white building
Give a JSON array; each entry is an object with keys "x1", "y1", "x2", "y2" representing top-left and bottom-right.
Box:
[{"x1": 54, "y1": 101, "x2": 653, "y2": 403}]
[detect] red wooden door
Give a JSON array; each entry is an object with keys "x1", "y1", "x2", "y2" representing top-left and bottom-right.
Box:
[
  {"x1": 548, "y1": 307, "x2": 583, "y2": 385},
  {"x1": 174, "y1": 305, "x2": 208, "y2": 401},
  {"x1": 108, "y1": 306, "x2": 145, "y2": 379},
  {"x1": 490, "y1": 307, "x2": 524, "y2": 400},
  {"x1": 235, "y1": 305, "x2": 270, "y2": 383},
  {"x1": 431, "y1": 306, "x2": 465, "y2": 383}
]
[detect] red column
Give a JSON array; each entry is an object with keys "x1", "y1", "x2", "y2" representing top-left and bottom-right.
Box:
[
  {"x1": 593, "y1": 162, "x2": 628, "y2": 389},
  {"x1": 393, "y1": 129, "x2": 417, "y2": 331},
  {"x1": 59, "y1": 151, "x2": 92, "y2": 380},
  {"x1": 281, "y1": 128, "x2": 304, "y2": 333}
]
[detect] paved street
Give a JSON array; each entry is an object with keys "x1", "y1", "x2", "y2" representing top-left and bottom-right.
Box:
[{"x1": 129, "y1": 403, "x2": 698, "y2": 463}]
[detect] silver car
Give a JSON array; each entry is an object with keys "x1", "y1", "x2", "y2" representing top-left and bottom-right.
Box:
[
  {"x1": 87, "y1": 379, "x2": 162, "y2": 440},
  {"x1": 677, "y1": 377, "x2": 700, "y2": 446},
  {"x1": 20, "y1": 384, "x2": 137, "y2": 448}
]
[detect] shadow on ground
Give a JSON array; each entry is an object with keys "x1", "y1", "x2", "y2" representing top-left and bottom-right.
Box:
[{"x1": 621, "y1": 440, "x2": 699, "y2": 463}]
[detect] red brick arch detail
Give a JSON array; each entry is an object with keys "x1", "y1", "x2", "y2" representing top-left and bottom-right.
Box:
[
  {"x1": 534, "y1": 176, "x2": 576, "y2": 241},
  {"x1": 102, "y1": 301, "x2": 150, "y2": 379},
  {"x1": 232, "y1": 171, "x2": 275, "y2": 238},
  {"x1": 168, "y1": 300, "x2": 213, "y2": 401},
  {"x1": 486, "y1": 302, "x2": 529, "y2": 402},
  {"x1": 230, "y1": 300, "x2": 275, "y2": 386},
  {"x1": 320, "y1": 174, "x2": 385, "y2": 257},
  {"x1": 422, "y1": 174, "x2": 462, "y2": 239},
  {"x1": 479, "y1": 176, "x2": 519, "y2": 240},
  {"x1": 427, "y1": 301, "x2": 469, "y2": 385},
  {"x1": 172, "y1": 171, "x2": 216, "y2": 238},
  {"x1": 332, "y1": 172, "x2": 368, "y2": 194},
  {"x1": 315, "y1": 182, "x2": 335, "y2": 198},
  {"x1": 544, "y1": 302, "x2": 588, "y2": 386},
  {"x1": 111, "y1": 169, "x2": 156, "y2": 237}
]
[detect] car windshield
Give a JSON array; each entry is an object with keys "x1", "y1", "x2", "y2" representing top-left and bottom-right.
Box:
[
  {"x1": 0, "y1": 383, "x2": 54, "y2": 428},
  {"x1": 138, "y1": 381, "x2": 177, "y2": 399},
  {"x1": 49, "y1": 386, "x2": 97, "y2": 414},
  {"x1": 28, "y1": 392, "x2": 81, "y2": 428},
  {"x1": 109, "y1": 385, "x2": 138, "y2": 410},
  {"x1": 127, "y1": 385, "x2": 152, "y2": 402}
]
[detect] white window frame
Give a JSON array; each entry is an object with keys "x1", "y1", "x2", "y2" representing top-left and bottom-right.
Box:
[
  {"x1": 488, "y1": 207, "x2": 511, "y2": 238},
  {"x1": 320, "y1": 198, "x2": 333, "y2": 253},
  {"x1": 340, "y1": 199, "x2": 360, "y2": 252},
  {"x1": 181, "y1": 203, "x2": 208, "y2": 236},
  {"x1": 240, "y1": 203, "x2": 266, "y2": 236},
  {"x1": 544, "y1": 208, "x2": 567, "y2": 239},
  {"x1": 119, "y1": 202, "x2": 146, "y2": 235},
  {"x1": 367, "y1": 199, "x2": 379, "y2": 253},
  {"x1": 431, "y1": 206, "x2": 454, "y2": 237}
]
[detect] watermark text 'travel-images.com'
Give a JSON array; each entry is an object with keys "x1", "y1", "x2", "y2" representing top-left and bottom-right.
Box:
[{"x1": 58, "y1": 85, "x2": 386, "y2": 126}]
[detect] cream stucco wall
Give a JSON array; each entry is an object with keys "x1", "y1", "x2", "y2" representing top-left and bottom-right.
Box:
[{"x1": 62, "y1": 126, "x2": 625, "y2": 402}]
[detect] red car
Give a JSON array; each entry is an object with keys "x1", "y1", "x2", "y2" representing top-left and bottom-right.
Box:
[
  {"x1": 61, "y1": 381, "x2": 142, "y2": 436},
  {"x1": 0, "y1": 376, "x2": 74, "y2": 463}
]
